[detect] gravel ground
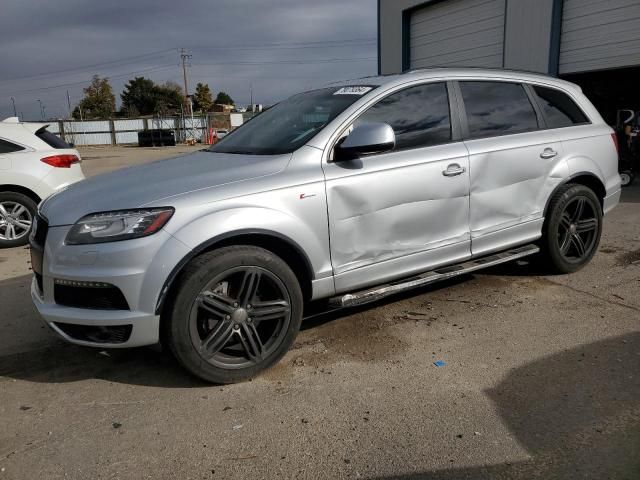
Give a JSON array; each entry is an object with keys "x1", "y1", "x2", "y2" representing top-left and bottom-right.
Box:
[{"x1": 0, "y1": 146, "x2": 638, "y2": 479}]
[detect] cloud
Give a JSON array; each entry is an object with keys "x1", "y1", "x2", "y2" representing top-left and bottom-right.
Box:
[{"x1": 0, "y1": 0, "x2": 377, "y2": 119}]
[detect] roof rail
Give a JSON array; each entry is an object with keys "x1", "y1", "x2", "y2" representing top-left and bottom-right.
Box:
[{"x1": 403, "y1": 66, "x2": 555, "y2": 77}]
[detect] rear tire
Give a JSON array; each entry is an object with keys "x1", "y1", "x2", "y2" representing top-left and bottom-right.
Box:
[
  {"x1": 0, "y1": 192, "x2": 37, "y2": 248},
  {"x1": 166, "y1": 246, "x2": 303, "y2": 384},
  {"x1": 541, "y1": 184, "x2": 602, "y2": 274}
]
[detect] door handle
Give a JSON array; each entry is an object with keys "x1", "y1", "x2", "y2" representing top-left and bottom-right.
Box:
[
  {"x1": 540, "y1": 148, "x2": 558, "y2": 159},
  {"x1": 442, "y1": 164, "x2": 466, "y2": 177}
]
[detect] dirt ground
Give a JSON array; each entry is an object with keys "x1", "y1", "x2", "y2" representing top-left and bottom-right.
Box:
[{"x1": 0, "y1": 146, "x2": 638, "y2": 479}]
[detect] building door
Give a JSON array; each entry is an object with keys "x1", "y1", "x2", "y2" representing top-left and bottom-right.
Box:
[{"x1": 409, "y1": 0, "x2": 506, "y2": 70}]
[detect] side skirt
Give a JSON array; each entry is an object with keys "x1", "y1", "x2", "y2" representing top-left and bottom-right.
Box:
[{"x1": 329, "y1": 244, "x2": 539, "y2": 309}]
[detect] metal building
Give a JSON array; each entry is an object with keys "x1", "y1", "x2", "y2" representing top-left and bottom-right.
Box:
[{"x1": 378, "y1": 0, "x2": 640, "y2": 122}]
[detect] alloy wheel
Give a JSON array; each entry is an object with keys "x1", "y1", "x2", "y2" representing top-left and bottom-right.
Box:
[
  {"x1": 556, "y1": 196, "x2": 599, "y2": 263},
  {"x1": 0, "y1": 201, "x2": 33, "y2": 241},
  {"x1": 188, "y1": 266, "x2": 292, "y2": 369}
]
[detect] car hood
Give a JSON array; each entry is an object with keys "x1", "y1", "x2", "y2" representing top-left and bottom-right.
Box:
[{"x1": 41, "y1": 150, "x2": 291, "y2": 226}]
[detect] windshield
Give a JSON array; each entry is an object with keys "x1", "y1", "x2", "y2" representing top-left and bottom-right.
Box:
[{"x1": 210, "y1": 86, "x2": 374, "y2": 155}]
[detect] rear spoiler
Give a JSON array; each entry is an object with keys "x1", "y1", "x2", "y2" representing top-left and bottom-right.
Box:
[{"x1": 1, "y1": 117, "x2": 50, "y2": 133}]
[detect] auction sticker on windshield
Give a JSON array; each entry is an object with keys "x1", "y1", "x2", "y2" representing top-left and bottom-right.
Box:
[{"x1": 334, "y1": 86, "x2": 373, "y2": 95}]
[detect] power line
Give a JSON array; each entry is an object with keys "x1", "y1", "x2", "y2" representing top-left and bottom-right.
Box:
[
  {"x1": 194, "y1": 57, "x2": 376, "y2": 67},
  {"x1": 0, "y1": 49, "x2": 176, "y2": 84},
  {"x1": 0, "y1": 64, "x2": 177, "y2": 96},
  {"x1": 189, "y1": 38, "x2": 376, "y2": 52},
  {"x1": 0, "y1": 38, "x2": 376, "y2": 85}
]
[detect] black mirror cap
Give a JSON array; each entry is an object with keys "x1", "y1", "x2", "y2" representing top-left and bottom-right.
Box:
[{"x1": 335, "y1": 140, "x2": 395, "y2": 161}]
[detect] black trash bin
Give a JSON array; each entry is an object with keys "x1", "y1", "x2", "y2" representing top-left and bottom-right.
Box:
[{"x1": 138, "y1": 129, "x2": 176, "y2": 147}]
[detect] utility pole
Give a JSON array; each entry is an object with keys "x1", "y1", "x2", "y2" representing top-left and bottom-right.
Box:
[
  {"x1": 249, "y1": 83, "x2": 253, "y2": 110},
  {"x1": 10, "y1": 97, "x2": 16, "y2": 117},
  {"x1": 66, "y1": 90, "x2": 72, "y2": 116},
  {"x1": 37, "y1": 99, "x2": 44, "y2": 120},
  {"x1": 180, "y1": 48, "x2": 193, "y2": 115}
]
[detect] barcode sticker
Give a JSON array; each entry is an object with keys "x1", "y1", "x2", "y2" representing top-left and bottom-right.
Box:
[{"x1": 334, "y1": 86, "x2": 373, "y2": 96}]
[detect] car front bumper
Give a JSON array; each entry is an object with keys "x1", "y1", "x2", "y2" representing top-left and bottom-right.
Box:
[
  {"x1": 31, "y1": 278, "x2": 161, "y2": 347},
  {"x1": 31, "y1": 224, "x2": 191, "y2": 348}
]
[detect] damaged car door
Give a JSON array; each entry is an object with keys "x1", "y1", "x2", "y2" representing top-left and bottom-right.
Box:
[
  {"x1": 324, "y1": 82, "x2": 471, "y2": 293},
  {"x1": 457, "y1": 81, "x2": 566, "y2": 256}
]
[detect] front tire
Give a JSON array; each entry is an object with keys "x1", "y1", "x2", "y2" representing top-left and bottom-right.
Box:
[
  {"x1": 541, "y1": 184, "x2": 602, "y2": 273},
  {"x1": 166, "y1": 246, "x2": 303, "y2": 384},
  {"x1": 0, "y1": 192, "x2": 37, "y2": 248}
]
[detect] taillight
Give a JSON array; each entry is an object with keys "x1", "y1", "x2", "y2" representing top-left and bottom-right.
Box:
[
  {"x1": 41, "y1": 154, "x2": 80, "y2": 168},
  {"x1": 611, "y1": 133, "x2": 620, "y2": 156}
]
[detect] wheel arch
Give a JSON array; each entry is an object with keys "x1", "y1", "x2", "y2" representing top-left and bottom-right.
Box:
[
  {"x1": 0, "y1": 184, "x2": 42, "y2": 204},
  {"x1": 155, "y1": 229, "x2": 315, "y2": 316},
  {"x1": 543, "y1": 172, "x2": 606, "y2": 219}
]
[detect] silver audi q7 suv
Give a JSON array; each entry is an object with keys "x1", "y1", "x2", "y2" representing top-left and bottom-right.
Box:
[{"x1": 31, "y1": 69, "x2": 621, "y2": 383}]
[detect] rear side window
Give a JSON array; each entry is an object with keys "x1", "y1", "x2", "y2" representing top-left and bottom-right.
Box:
[
  {"x1": 459, "y1": 81, "x2": 539, "y2": 139},
  {"x1": 531, "y1": 86, "x2": 589, "y2": 128},
  {"x1": 36, "y1": 127, "x2": 71, "y2": 149},
  {"x1": 356, "y1": 82, "x2": 451, "y2": 150},
  {"x1": 0, "y1": 138, "x2": 24, "y2": 154}
]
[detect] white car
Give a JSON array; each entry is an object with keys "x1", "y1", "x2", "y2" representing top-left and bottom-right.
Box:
[{"x1": 0, "y1": 117, "x2": 85, "y2": 248}]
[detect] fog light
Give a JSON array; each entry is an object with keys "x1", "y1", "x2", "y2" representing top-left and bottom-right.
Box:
[{"x1": 54, "y1": 279, "x2": 112, "y2": 289}]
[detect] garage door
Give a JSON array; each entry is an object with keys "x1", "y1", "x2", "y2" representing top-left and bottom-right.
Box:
[
  {"x1": 560, "y1": 0, "x2": 640, "y2": 74},
  {"x1": 409, "y1": 0, "x2": 505, "y2": 69}
]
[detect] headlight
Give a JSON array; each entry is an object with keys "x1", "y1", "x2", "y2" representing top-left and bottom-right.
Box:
[{"x1": 65, "y1": 208, "x2": 174, "y2": 245}]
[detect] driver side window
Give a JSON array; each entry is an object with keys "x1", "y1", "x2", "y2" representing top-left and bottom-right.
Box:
[{"x1": 356, "y1": 82, "x2": 452, "y2": 151}]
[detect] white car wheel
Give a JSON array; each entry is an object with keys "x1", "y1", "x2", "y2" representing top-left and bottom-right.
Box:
[{"x1": 0, "y1": 193, "x2": 37, "y2": 248}]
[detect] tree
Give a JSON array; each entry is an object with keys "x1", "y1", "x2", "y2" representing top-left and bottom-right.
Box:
[
  {"x1": 121, "y1": 77, "x2": 157, "y2": 116},
  {"x1": 193, "y1": 82, "x2": 214, "y2": 112},
  {"x1": 154, "y1": 81, "x2": 183, "y2": 114},
  {"x1": 215, "y1": 91, "x2": 234, "y2": 106},
  {"x1": 72, "y1": 75, "x2": 115, "y2": 119},
  {"x1": 120, "y1": 78, "x2": 183, "y2": 116}
]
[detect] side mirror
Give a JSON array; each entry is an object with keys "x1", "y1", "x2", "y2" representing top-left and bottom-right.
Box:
[{"x1": 334, "y1": 122, "x2": 395, "y2": 161}]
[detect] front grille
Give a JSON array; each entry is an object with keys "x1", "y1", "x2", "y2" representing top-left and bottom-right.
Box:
[
  {"x1": 35, "y1": 273, "x2": 43, "y2": 293},
  {"x1": 30, "y1": 214, "x2": 48, "y2": 294},
  {"x1": 53, "y1": 323, "x2": 133, "y2": 344},
  {"x1": 54, "y1": 283, "x2": 130, "y2": 310},
  {"x1": 32, "y1": 214, "x2": 49, "y2": 247}
]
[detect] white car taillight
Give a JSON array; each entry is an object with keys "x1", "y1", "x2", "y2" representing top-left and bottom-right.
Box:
[{"x1": 41, "y1": 154, "x2": 80, "y2": 168}]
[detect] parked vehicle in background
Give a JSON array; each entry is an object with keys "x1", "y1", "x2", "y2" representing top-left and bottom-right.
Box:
[
  {"x1": 615, "y1": 109, "x2": 638, "y2": 186},
  {"x1": 0, "y1": 117, "x2": 84, "y2": 248},
  {"x1": 31, "y1": 69, "x2": 621, "y2": 383}
]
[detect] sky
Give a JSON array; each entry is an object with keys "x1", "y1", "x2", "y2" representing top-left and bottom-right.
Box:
[{"x1": 0, "y1": 0, "x2": 377, "y2": 120}]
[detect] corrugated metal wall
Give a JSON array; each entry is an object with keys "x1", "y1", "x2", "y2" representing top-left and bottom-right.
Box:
[
  {"x1": 409, "y1": 0, "x2": 505, "y2": 69},
  {"x1": 43, "y1": 115, "x2": 236, "y2": 146},
  {"x1": 560, "y1": 0, "x2": 640, "y2": 74},
  {"x1": 64, "y1": 121, "x2": 112, "y2": 146}
]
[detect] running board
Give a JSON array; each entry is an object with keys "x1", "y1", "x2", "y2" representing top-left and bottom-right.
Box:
[{"x1": 331, "y1": 244, "x2": 540, "y2": 308}]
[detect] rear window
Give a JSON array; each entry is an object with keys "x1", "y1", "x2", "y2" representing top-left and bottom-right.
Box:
[
  {"x1": 531, "y1": 86, "x2": 590, "y2": 128},
  {"x1": 0, "y1": 138, "x2": 25, "y2": 154},
  {"x1": 36, "y1": 127, "x2": 71, "y2": 149},
  {"x1": 459, "y1": 81, "x2": 539, "y2": 139}
]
